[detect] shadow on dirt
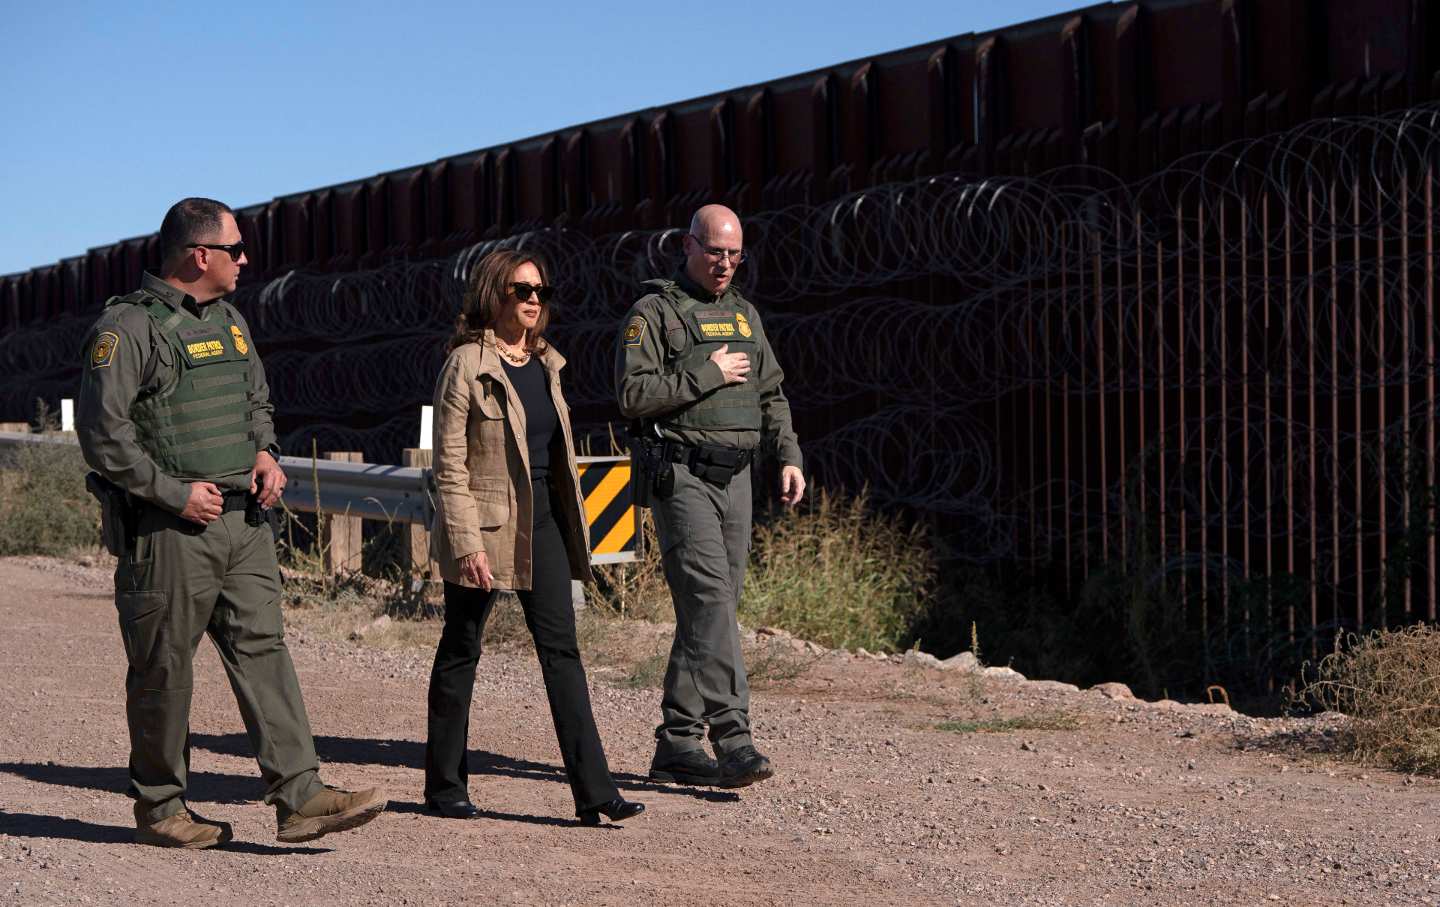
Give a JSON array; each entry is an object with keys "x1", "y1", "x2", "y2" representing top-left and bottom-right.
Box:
[
  {"x1": 0, "y1": 761, "x2": 257, "y2": 804},
  {"x1": 0, "y1": 809, "x2": 329, "y2": 855},
  {"x1": 189, "y1": 733, "x2": 741, "y2": 803},
  {"x1": 385, "y1": 799, "x2": 626, "y2": 828}
]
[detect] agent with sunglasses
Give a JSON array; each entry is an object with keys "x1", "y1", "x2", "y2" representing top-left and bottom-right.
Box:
[
  {"x1": 425, "y1": 249, "x2": 643, "y2": 826},
  {"x1": 615, "y1": 204, "x2": 805, "y2": 789},
  {"x1": 75, "y1": 197, "x2": 388, "y2": 848}
]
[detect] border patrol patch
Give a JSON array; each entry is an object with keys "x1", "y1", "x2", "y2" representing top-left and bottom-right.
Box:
[
  {"x1": 230, "y1": 324, "x2": 249, "y2": 355},
  {"x1": 623, "y1": 316, "x2": 646, "y2": 347},
  {"x1": 735, "y1": 312, "x2": 753, "y2": 338},
  {"x1": 90, "y1": 331, "x2": 118, "y2": 369}
]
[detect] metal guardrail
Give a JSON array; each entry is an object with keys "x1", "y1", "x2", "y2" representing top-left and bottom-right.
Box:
[
  {"x1": 280, "y1": 456, "x2": 432, "y2": 524},
  {"x1": 0, "y1": 431, "x2": 434, "y2": 524},
  {"x1": 0, "y1": 432, "x2": 635, "y2": 563}
]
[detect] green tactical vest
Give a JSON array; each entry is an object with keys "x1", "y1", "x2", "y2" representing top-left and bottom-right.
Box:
[
  {"x1": 646, "y1": 278, "x2": 763, "y2": 432},
  {"x1": 113, "y1": 291, "x2": 259, "y2": 479}
]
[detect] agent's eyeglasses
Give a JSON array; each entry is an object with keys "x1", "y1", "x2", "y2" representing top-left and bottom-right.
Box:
[
  {"x1": 510, "y1": 282, "x2": 555, "y2": 304},
  {"x1": 688, "y1": 235, "x2": 747, "y2": 264},
  {"x1": 188, "y1": 241, "x2": 246, "y2": 260}
]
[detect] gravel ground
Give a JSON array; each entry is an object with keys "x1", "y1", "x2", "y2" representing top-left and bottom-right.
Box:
[{"x1": 1, "y1": 555, "x2": 1438, "y2": 906}]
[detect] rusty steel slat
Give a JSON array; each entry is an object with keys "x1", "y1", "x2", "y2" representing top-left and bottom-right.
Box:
[
  {"x1": 1135, "y1": 210, "x2": 1145, "y2": 564},
  {"x1": 1061, "y1": 222, "x2": 1072, "y2": 595},
  {"x1": 1028, "y1": 269, "x2": 1037, "y2": 563},
  {"x1": 1220, "y1": 194, "x2": 1231, "y2": 630},
  {"x1": 1116, "y1": 209, "x2": 1128, "y2": 568},
  {"x1": 1177, "y1": 199, "x2": 1189, "y2": 624},
  {"x1": 1347, "y1": 180, "x2": 1359, "y2": 627},
  {"x1": 1156, "y1": 233, "x2": 1167, "y2": 571},
  {"x1": 1094, "y1": 228, "x2": 1107, "y2": 561},
  {"x1": 1278, "y1": 194, "x2": 1291, "y2": 640},
  {"x1": 1307, "y1": 185, "x2": 1318, "y2": 653},
  {"x1": 1401, "y1": 167, "x2": 1412, "y2": 620},
  {"x1": 1330, "y1": 181, "x2": 1341, "y2": 640},
  {"x1": 1198, "y1": 199, "x2": 1209, "y2": 627},
  {"x1": 1079, "y1": 224, "x2": 1089, "y2": 569},
  {"x1": 1428, "y1": 167, "x2": 1436, "y2": 622},
  {"x1": 1045, "y1": 228, "x2": 1055, "y2": 562},
  {"x1": 1375, "y1": 174, "x2": 1387, "y2": 628},
  {"x1": 1352, "y1": 181, "x2": 1364, "y2": 628}
]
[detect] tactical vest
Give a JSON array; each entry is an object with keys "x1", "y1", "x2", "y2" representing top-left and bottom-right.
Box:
[
  {"x1": 647, "y1": 279, "x2": 763, "y2": 432},
  {"x1": 116, "y1": 292, "x2": 258, "y2": 479}
]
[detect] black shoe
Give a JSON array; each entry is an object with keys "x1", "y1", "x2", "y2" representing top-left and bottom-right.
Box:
[
  {"x1": 425, "y1": 798, "x2": 481, "y2": 820},
  {"x1": 578, "y1": 798, "x2": 645, "y2": 827},
  {"x1": 649, "y1": 749, "x2": 721, "y2": 786},
  {"x1": 717, "y1": 745, "x2": 773, "y2": 788}
]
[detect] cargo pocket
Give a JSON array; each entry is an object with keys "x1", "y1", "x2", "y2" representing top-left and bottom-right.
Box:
[
  {"x1": 116, "y1": 590, "x2": 170, "y2": 674},
  {"x1": 468, "y1": 477, "x2": 511, "y2": 529}
]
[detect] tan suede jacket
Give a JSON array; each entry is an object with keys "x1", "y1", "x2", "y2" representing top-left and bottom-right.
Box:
[{"x1": 429, "y1": 331, "x2": 590, "y2": 589}]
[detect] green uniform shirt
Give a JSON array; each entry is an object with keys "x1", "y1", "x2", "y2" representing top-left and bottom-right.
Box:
[
  {"x1": 76, "y1": 272, "x2": 276, "y2": 513},
  {"x1": 615, "y1": 271, "x2": 802, "y2": 470}
]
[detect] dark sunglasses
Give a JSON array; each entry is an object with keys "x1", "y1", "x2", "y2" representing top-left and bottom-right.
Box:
[
  {"x1": 188, "y1": 241, "x2": 246, "y2": 260},
  {"x1": 510, "y1": 282, "x2": 555, "y2": 304}
]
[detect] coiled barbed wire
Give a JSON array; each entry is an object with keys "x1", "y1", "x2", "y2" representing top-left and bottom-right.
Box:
[{"x1": 11, "y1": 106, "x2": 1440, "y2": 624}]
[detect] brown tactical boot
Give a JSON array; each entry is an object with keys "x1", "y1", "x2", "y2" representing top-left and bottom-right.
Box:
[
  {"x1": 276, "y1": 785, "x2": 387, "y2": 843},
  {"x1": 135, "y1": 810, "x2": 233, "y2": 849}
]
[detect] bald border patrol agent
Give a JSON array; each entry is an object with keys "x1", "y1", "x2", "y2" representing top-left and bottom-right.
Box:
[
  {"x1": 616, "y1": 204, "x2": 806, "y2": 789},
  {"x1": 77, "y1": 198, "x2": 387, "y2": 849}
]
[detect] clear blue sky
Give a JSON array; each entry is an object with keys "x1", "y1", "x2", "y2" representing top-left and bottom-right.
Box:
[{"x1": 0, "y1": 0, "x2": 1083, "y2": 276}]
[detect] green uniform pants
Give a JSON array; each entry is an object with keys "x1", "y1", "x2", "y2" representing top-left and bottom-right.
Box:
[
  {"x1": 113, "y1": 505, "x2": 323, "y2": 824},
  {"x1": 650, "y1": 461, "x2": 753, "y2": 756}
]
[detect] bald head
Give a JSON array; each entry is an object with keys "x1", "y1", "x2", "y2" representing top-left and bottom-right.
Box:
[{"x1": 683, "y1": 205, "x2": 745, "y2": 295}]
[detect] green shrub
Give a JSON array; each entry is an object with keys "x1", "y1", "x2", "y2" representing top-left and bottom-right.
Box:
[
  {"x1": 0, "y1": 441, "x2": 100, "y2": 557},
  {"x1": 738, "y1": 487, "x2": 934, "y2": 652},
  {"x1": 588, "y1": 486, "x2": 935, "y2": 654},
  {"x1": 1300, "y1": 624, "x2": 1440, "y2": 775}
]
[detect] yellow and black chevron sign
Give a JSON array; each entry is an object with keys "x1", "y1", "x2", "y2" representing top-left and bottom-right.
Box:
[{"x1": 576, "y1": 456, "x2": 637, "y2": 563}]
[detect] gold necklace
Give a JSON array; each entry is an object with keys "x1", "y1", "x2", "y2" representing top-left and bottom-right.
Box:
[{"x1": 495, "y1": 339, "x2": 530, "y2": 364}]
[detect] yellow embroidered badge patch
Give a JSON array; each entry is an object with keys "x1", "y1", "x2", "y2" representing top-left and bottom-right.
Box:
[
  {"x1": 230, "y1": 325, "x2": 249, "y2": 355},
  {"x1": 735, "y1": 312, "x2": 753, "y2": 338},
  {"x1": 90, "y1": 332, "x2": 118, "y2": 369},
  {"x1": 623, "y1": 316, "x2": 646, "y2": 347},
  {"x1": 186, "y1": 340, "x2": 225, "y2": 360}
]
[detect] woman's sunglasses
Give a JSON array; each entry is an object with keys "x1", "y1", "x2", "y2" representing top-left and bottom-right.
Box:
[{"x1": 510, "y1": 282, "x2": 555, "y2": 304}]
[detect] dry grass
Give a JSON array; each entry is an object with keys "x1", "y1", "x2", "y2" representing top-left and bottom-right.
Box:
[
  {"x1": 1300, "y1": 624, "x2": 1440, "y2": 775},
  {"x1": 0, "y1": 440, "x2": 101, "y2": 558},
  {"x1": 936, "y1": 713, "x2": 1081, "y2": 734},
  {"x1": 585, "y1": 511, "x2": 672, "y2": 622},
  {"x1": 739, "y1": 487, "x2": 935, "y2": 652}
]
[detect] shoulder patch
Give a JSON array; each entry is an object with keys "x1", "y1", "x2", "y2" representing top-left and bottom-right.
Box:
[
  {"x1": 623, "y1": 315, "x2": 647, "y2": 347},
  {"x1": 90, "y1": 332, "x2": 119, "y2": 369}
]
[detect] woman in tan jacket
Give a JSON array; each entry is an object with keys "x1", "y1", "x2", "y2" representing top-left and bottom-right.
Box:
[{"x1": 424, "y1": 249, "x2": 643, "y2": 826}]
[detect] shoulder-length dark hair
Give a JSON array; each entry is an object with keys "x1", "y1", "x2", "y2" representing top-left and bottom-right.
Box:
[{"x1": 449, "y1": 249, "x2": 553, "y2": 353}]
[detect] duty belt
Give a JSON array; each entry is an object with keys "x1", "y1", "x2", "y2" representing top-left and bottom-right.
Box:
[{"x1": 664, "y1": 441, "x2": 755, "y2": 486}]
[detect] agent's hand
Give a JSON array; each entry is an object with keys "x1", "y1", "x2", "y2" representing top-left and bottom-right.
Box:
[
  {"x1": 459, "y1": 551, "x2": 494, "y2": 591},
  {"x1": 251, "y1": 450, "x2": 287, "y2": 508},
  {"x1": 181, "y1": 482, "x2": 224, "y2": 525},
  {"x1": 709, "y1": 344, "x2": 751, "y2": 385},
  {"x1": 779, "y1": 465, "x2": 806, "y2": 508}
]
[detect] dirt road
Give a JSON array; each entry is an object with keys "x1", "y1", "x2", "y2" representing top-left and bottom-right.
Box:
[{"x1": 0, "y1": 555, "x2": 1437, "y2": 905}]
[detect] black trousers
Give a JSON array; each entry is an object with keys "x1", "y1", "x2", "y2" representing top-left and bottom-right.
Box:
[{"x1": 424, "y1": 478, "x2": 618, "y2": 813}]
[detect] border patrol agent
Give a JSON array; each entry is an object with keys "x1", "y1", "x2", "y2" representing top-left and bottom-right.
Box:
[
  {"x1": 616, "y1": 204, "x2": 806, "y2": 788},
  {"x1": 77, "y1": 198, "x2": 387, "y2": 848}
]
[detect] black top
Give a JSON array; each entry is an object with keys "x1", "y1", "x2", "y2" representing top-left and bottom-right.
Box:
[{"x1": 501, "y1": 356, "x2": 557, "y2": 480}]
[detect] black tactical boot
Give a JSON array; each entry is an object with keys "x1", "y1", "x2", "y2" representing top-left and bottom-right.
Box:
[
  {"x1": 717, "y1": 745, "x2": 773, "y2": 788},
  {"x1": 649, "y1": 749, "x2": 721, "y2": 786}
]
